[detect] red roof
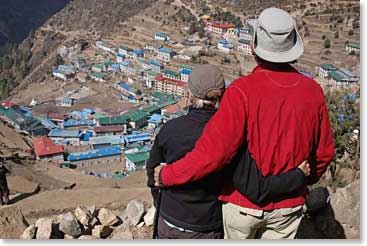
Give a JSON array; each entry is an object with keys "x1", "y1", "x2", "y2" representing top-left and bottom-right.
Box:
[
  {"x1": 155, "y1": 75, "x2": 186, "y2": 87},
  {"x1": 48, "y1": 113, "x2": 67, "y2": 121},
  {"x1": 33, "y1": 137, "x2": 64, "y2": 157},
  {"x1": 0, "y1": 101, "x2": 16, "y2": 108},
  {"x1": 94, "y1": 125, "x2": 124, "y2": 133},
  {"x1": 210, "y1": 23, "x2": 235, "y2": 29},
  {"x1": 163, "y1": 104, "x2": 180, "y2": 114}
]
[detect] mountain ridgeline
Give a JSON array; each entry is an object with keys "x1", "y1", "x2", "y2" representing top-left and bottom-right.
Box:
[{"x1": 0, "y1": 0, "x2": 155, "y2": 99}]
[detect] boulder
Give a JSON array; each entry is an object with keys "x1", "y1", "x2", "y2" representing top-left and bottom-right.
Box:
[
  {"x1": 92, "y1": 225, "x2": 113, "y2": 239},
  {"x1": 330, "y1": 180, "x2": 360, "y2": 238},
  {"x1": 137, "y1": 222, "x2": 145, "y2": 228},
  {"x1": 58, "y1": 212, "x2": 82, "y2": 237},
  {"x1": 86, "y1": 205, "x2": 97, "y2": 217},
  {"x1": 90, "y1": 217, "x2": 100, "y2": 227},
  {"x1": 64, "y1": 234, "x2": 76, "y2": 240},
  {"x1": 109, "y1": 227, "x2": 133, "y2": 240},
  {"x1": 74, "y1": 206, "x2": 93, "y2": 226},
  {"x1": 20, "y1": 224, "x2": 36, "y2": 239},
  {"x1": 143, "y1": 207, "x2": 156, "y2": 226},
  {"x1": 0, "y1": 205, "x2": 28, "y2": 239},
  {"x1": 296, "y1": 180, "x2": 360, "y2": 239},
  {"x1": 97, "y1": 208, "x2": 118, "y2": 226},
  {"x1": 126, "y1": 200, "x2": 146, "y2": 226},
  {"x1": 337, "y1": 168, "x2": 355, "y2": 186},
  {"x1": 35, "y1": 218, "x2": 53, "y2": 239},
  {"x1": 79, "y1": 235, "x2": 98, "y2": 240}
]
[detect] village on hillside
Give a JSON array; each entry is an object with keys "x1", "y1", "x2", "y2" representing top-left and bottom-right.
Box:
[{"x1": 0, "y1": 6, "x2": 360, "y2": 183}]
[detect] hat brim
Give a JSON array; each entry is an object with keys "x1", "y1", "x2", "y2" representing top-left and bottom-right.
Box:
[{"x1": 253, "y1": 30, "x2": 304, "y2": 63}]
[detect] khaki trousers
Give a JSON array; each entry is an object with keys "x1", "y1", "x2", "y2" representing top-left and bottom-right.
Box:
[{"x1": 222, "y1": 202, "x2": 303, "y2": 239}]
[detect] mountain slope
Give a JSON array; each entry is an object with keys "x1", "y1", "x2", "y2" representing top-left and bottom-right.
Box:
[{"x1": 0, "y1": 0, "x2": 71, "y2": 54}]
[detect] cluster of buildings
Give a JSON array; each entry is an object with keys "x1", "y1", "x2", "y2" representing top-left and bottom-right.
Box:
[
  {"x1": 200, "y1": 16, "x2": 254, "y2": 56},
  {"x1": 318, "y1": 63, "x2": 359, "y2": 88}
]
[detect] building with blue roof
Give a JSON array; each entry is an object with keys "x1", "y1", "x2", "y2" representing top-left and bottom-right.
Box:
[
  {"x1": 218, "y1": 39, "x2": 234, "y2": 52},
  {"x1": 39, "y1": 118, "x2": 58, "y2": 129},
  {"x1": 48, "y1": 129, "x2": 82, "y2": 146},
  {"x1": 57, "y1": 98, "x2": 74, "y2": 107},
  {"x1": 132, "y1": 50, "x2": 144, "y2": 58},
  {"x1": 154, "y1": 32, "x2": 169, "y2": 41},
  {"x1": 180, "y1": 68, "x2": 192, "y2": 82},
  {"x1": 124, "y1": 133, "x2": 151, "y2": 145},
  {"x1": 150, "y1": 60, "x2": 163, "y2": 73},
  {"x1": 58, "y1": 65, "x2": 75, "y2": 74},
  {"x1": 63, "y1": 119, "x2": 95, "y2": 128},
  {"x1": 52, "y1": 70, "x2": 68, "y2": 81},
  {"x1": 67, "y1": 146, "x2": 122, "y2": 165},
  {"x1": 148, "y1": 114, "x2": 163, "y2": 129},
  {"x1": 89, "y1": 135, "x2": 125, "y2": 148},
  {"x1": 82, "y1": 108, "x2": 95, "y2": 115},
  {"x1": 116, "y1": 53, "x2": 126, "y2": 64},
  {"x1": 157, "y1": 48, "x2": 177, "y2": 62}
]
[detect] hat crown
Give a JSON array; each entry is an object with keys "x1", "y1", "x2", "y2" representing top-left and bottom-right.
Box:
[
  {"x1": 258, "y1": 8, "x2": 295, "y2": 34},
  {"x1": 188, "y1": 64, "x2": 224, "y2": 99},
  {"x1": 253, "y1": 7, "x2": 304, "y2": 63}
]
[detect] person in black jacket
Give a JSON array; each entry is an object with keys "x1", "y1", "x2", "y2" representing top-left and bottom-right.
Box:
[
  {"x1": 146, "y1": 64, "x2": 310, "y2": 239},
  {"x1": 0, "y1": 163, "x2": 10, "y2": 206}
]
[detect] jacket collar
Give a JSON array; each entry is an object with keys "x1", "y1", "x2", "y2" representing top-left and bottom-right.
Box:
[
  {"x1": 187, "y1": 107, "x2": 217, "y2": 123},
  {"x1": 252, "y1": 63, "x2": 298, "y2": 74}
]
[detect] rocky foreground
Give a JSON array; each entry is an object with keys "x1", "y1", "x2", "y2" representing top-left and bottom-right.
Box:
[
  {"x1": 0, "y1": 180, "x2": 360, "y2": 239},
  {"x1": 11, "y1": 199, "x2": 154, "y2": 240}
]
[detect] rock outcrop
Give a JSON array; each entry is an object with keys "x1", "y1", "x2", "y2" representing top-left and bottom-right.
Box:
[
  {"x1": 296, "y1": 180, "x2": 360, "y2": 239},
  {"x1": 0, "y1": 205, "x2": 28, "y2": 239},
  {"x1": 19, "y1": 200, "x2": 154, "y2": 240}
]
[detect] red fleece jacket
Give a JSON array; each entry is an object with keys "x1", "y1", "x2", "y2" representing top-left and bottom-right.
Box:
[{"x1": 161, "y1": 64, "x2": 335, "y2": 210}]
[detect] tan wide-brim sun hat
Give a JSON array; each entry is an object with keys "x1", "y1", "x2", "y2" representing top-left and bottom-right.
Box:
[{"x1": 252, "y1": 7, "x2": 304, "y2": 63}]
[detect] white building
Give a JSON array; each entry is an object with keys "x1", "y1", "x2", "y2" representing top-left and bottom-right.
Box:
[
  {"x1": 157, "y1": 48, "x2": 176, "y2": 62},
  {"x1": 116, "y1": 53, "x2": 125, "y2": 63},
  {"x1": 96, "y1": 41, "x2": 116, "y2": 54},
  {"x1": 153, "y1": 75, "x2": 187, "y2": 97},
  {"x1": 237, "y1": 39, "x2": 252, "y2": 55},
  {"x1": 154, "y1": 32, "x2": 170, "y2": 41},
  {"x1": 218, "y1": 39, "x2": 234, "y2": 52},
  {"x1": 319, "y1": 64, "x2": 336, "y2": 79},
  {"x1": 180, "y1": 69, "x2": 191, "y2": 83},
  {"x1": 345, "y1": 41, "x2": 360, "y2": 55},
  {"x1": 52, "y1": 70, "x2": 67, "y2": 81},
  {"x1": 208, "y1": 23, "x2": 235, "y2": 35}
]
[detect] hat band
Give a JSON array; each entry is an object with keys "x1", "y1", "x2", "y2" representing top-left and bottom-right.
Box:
[{"x1": 256, "y1": 26, "x2": 297, "y2": 52}]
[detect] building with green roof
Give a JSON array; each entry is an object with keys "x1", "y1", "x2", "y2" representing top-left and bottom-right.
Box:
[
  {"x1": 345, "y1": 41, "x2": 360, "y2": 54},
  {"x1": 125, "y1": 151, "x2": 150, "y2": 171},
  {"x1": 180, "y1": 64, "x2": 193, "y2": 70},
  {"x1": 239, "y1": 39, "x2": 251, "y2": 45},
  {"x1": 0, "y1": 106, "x2": 25, "y2": 127},
  {"x1": 98, "y1": 110, "x2": 148, "y2": 130},
  {"x1": 163, "y1": 69, "x2": 180, "y2": 80},
  {"x1": 328, "y1": 69, "x2": 356, "y2": 88},
  {"x1": 91, "y1": 72, "x2": 107, "y2": 82},
  {"x1": 92, "y1": 64, "x2": 106, "y2": 72},
  {"x1": 319, "y1": 63, "x2": 337, "y2": 79},
  {"x1": 142, "y1": 105, "x2": 161, "y2": 115}
]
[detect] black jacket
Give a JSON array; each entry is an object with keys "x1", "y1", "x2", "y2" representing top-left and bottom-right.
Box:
[{"x1": 147, "y1": 108, "x2": 305, "y2": 232}]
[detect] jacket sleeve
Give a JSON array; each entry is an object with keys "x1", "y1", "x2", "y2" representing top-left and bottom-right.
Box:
[
  {"x1": 307, "y1": 101, "x2": 335, "y2": 185},
  {"x1": 255, "y1": 168, "x2": 306, "y2": 204},
  {"x1": 161, "y1": 85, "x2": 247, "y2": 187},
  {"x1": 232, "y1": 143, "x2": 306, "y2": 205},
  {"x1": 146, "y1": 132, "x2": 165, "y2": 204}
]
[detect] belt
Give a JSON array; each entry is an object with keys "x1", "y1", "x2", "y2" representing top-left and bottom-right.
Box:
[{"x1": 164, "y1": 219, "x2": 194, "y2": 233}]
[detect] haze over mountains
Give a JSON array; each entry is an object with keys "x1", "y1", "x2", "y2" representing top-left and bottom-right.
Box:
[{"x1": 0, "y1": 0, "x2": 71, "y2": 54}]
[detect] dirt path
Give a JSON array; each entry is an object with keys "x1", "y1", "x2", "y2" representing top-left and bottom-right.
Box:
[{"x1": 15, "y1": 187, "x2": 152, "y2": 220}]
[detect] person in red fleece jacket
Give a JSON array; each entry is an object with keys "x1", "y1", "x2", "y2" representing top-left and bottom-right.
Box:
[{"x1": 154, "y1": 8, "x2": 335, "y2": 239}]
